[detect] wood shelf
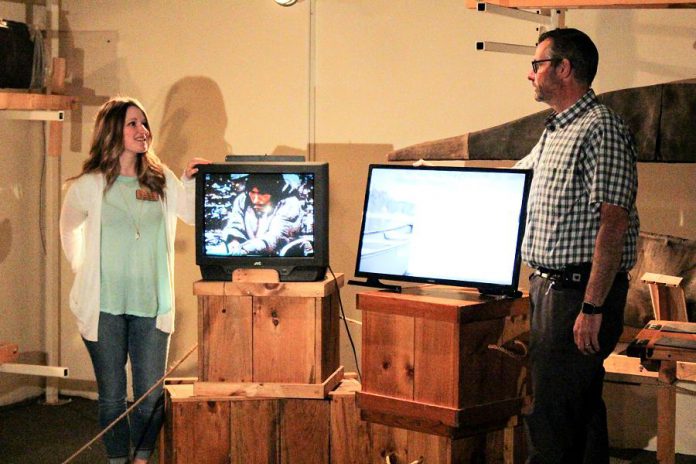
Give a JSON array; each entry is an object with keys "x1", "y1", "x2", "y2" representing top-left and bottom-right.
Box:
[
  {"x1": 0, "y1": 91, "x2": 77, "y2": 111},
  {"x1": 467, "y1": 0, "x2": 696, "y2": 8}
]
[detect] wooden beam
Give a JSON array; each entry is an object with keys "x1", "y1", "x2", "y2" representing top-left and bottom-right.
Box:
[
  {"x1": 193, "y1": 273, "x2": 344, "y2": 298},
  {"x1": 193, "y1": 366, "x2": 344, "y2": 399},
  {"x1": 657, "y1": 361, "x2": 677, "y2": 464},
  {"x1": 467, "y1": 0, "x2": 696, "y2": 8},
  {"x1": 604, "y1": 351, "x2": 696, "y2": 384},
  {"x1": 0, "y1": 92, "x2": 77, "y2": 111},
  {"x1": 0, "y1": 363, "x2": 68, "y2": 378}
]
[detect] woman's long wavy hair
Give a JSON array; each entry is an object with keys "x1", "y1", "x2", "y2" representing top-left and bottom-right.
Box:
[{"x1": 70, "y1": 97, "x2": 166, "y2": 199}]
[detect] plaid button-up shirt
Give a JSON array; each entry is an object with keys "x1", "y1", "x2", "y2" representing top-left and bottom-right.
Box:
[{"x1": 516, "y1": 89, "x2": 639, "y2": 272}]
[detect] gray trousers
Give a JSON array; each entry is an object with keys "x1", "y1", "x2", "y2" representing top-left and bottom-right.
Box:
[{"x1": 524, "y1": 272, "x2": 628, "y2": 464}]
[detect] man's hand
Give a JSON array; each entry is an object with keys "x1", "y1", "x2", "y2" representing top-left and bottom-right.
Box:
[{"x1": 573, "y1": 312, "x2": 602, "y2": 355}]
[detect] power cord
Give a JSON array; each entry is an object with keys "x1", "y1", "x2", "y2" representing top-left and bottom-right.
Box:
[{"x1": 328, "y1": 265, "x2": 362, "y2": 381}]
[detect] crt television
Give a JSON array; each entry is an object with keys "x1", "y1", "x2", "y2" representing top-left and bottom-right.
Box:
[
  {"x1": 351, "y1": 164, "x2": 532, "y2": 296},
  {"x1": 195, "y1": 162, "x2": 329, "y2": 282}
]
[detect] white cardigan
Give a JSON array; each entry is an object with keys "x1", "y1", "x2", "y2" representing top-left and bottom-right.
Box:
[{"x1": 59, "y1": 168, "x2": 195, "y2": 341}]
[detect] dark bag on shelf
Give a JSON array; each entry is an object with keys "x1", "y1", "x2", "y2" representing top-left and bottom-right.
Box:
[{"x1": 0, "y1": 19, "x2": 44, "y2": 89}]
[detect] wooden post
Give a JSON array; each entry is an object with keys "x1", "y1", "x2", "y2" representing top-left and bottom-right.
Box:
[{"x1": 656, "y1": 360, "x2": 677, "y2": 464}]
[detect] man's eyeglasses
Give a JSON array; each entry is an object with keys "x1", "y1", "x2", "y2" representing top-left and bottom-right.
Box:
[{"x1": 531, "y1": 58, "x2": 560, "y2": 73}]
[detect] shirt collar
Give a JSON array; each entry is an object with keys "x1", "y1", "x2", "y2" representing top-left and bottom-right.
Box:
[{"x1": 544, "y1": 89, "x2": 597, "y2": 130}]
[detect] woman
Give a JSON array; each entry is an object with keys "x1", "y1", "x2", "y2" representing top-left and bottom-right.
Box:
[{"x1": 60, "y1": 96, "x2": 209, "y2": 464}]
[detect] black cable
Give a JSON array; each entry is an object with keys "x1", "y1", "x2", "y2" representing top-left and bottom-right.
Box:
[{"x1": 328, "y1": 265, "x2": 362, "y2": 381}]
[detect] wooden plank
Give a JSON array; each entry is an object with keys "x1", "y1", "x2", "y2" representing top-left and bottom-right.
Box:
[
  {"x1": 0, "y1": 342, "x2": 19, "y2": 364},
  {"x1": 162, "y1": 390, "x2": 174, "y2": 464},
  {"x1": 459, "y1": 319, "x2": 527, "y2": 407},
  {"x1": 627, "y1": 321, "x2": 696, "y2": 363},
  {"x1": 253, "y1": 296, "x2": 317, "y2": 383},
  {"x1": 47, "y1": 120, "x2": 62, "y2": 157},
  {"x1": 407, "y1": 429, "x2": 454, "y2": 464},
  {"x1": 642, "y1": 272, "x2": 684, "y2": 287},
  {"x1": 193, "y1": 366, "x2": 344, "y2": 399},
  {"x1": 232, "y1": 268, "x2": 281, "y2": 283},
  {"x1": 646, "y1": 281, "x2": 688, "y2": 322},
  {"x1": 657, "y1": 361, "x2": 677, "y2": 464},
  {"x1": 677, "y1": 361, "x2": 696, "y2": 382},
  {"x1": 230, "y1": 400, "x2": 279, "y2": 464},
  {"x1": 192, "y1": 273, "x2": 344, "y2": 298},
  {"x1": 357, "y1": 288, "x2": 529, "y2": 323},
  {"x1": 414, "y1": 317, "x2": 460, "y2": 408},
  {"x1": 358, "y1": 391, "x2": 524, "y2": 432},
  {"x1": 366, "y1": 420, "x2": 523, "y2": 463},
  {"x1": 361, "y1": 310, "x2": 414, "y2": 400},
  {"x1": 170, "y1": 398, "x2": 230, "y2": 464},
  {"x1": 280, "y1": 399, "x2": 331, "y2": 464},
  {"x1": 164, "y1": 377, "x2": 197, "y2": 386},
  {"x1": 357, "y1": 391, "x2": 461, "y2": 427},
  {"x1": 367, "y1": 421, "x2": 409, "y2": 464},
  {"x1": 358, "y1": 290, "x2": 469, "y2": 323},
  {"x1": 198, "y1": 295, "x2": 253, "y2": 382},
  {"x1": 318, "y1": 292, "x2": 340, "y2": 383},
  {"x1": 466, "y1": 0, "x2": 696, "y2": 8},
  {"x1": 604, "y1": 352, "x2": 660, "y2": 385},
  {"x1": 0, "y1": 92, "x2": 77, "y2": 110},
  {"x1": 330, "y1": 379, "x2": 370, "y2": 464}
]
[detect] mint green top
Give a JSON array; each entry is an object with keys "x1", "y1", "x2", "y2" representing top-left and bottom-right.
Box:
[{"x1": 100, "y1": 175, "x2": 171, "y2": 317}]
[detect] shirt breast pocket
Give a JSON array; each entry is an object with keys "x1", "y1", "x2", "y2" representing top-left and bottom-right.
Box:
[{"x1": 537, "y1": 166, "x2": 581, "y2": 214}]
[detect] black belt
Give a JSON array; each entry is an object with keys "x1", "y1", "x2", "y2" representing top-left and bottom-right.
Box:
[{"x1": 533, "y1": 263, "x2": 592, "y2": 289}]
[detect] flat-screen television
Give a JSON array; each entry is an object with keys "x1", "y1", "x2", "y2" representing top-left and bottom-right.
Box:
[
  {"x1": 351, "y1": 164, "x2": 532, "y2": 296},
  {"x1": 195, "y1": 162, "x2": 329, "y2": 282}
]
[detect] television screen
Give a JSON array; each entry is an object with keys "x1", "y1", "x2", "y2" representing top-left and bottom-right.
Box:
[
  {"x1": 196, "y1": 162, "x2": 329, "y2": 282},
  {"x1": 351, "y1": 164, "x2": 532, "y2": 296}
]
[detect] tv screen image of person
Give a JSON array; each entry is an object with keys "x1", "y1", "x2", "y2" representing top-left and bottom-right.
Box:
[
  {"x1": 196, "y1": 162, "x2": 329, "y2": 282},
  {"x1": 202, "y1": 172, "x2": 315, "y2": 258},
  {"x1": 351, "y1": 164, "x2": 532, "y2": 296}
]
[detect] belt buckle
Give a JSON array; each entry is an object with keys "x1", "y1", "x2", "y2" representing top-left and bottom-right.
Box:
[{"x1": 570, "y1": 272, "x2": 582, "y2": 283}]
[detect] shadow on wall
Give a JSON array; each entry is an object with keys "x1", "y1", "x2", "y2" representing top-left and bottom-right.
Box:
[
  {"x1": 155, "y1": 77, "x2": 232, "y2": 376},
  {"x1": 156, "y1": 76, "x2": 232, "y2": 174},
  {"x1": 58, "y1": 10, "x2": 113, "y2": 153},
  {"x1": 0, "y1": 218, "x2": 10, "y2": 264}
]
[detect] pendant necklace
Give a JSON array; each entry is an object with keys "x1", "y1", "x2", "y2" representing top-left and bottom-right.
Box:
[{"x1": 117, "y1": 181, "x2": 145, "y2": 240}]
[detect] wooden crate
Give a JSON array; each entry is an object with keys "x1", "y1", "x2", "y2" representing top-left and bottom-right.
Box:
[
  {"x1": 330, "y1": 375, "x2": 527, "y2": 464},
  {"x1": 194, "y1": 274, "x2": 342, "y2": 385},
  {"x1": 162, "y1": 384, "x2": 331, "y2": 464},
  {"x1": 356, "y1": 286, "x2": 530, "y2": 436}
]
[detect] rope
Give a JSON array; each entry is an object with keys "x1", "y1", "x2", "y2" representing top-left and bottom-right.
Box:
[
  {"x1": 340, "y1": 315, "x2": 363, "y2": 326},
  {"x1": 61, "y1": 343, "x2": 198, "y2": 464},
  {"x1": 487, "y1": 339, "x2": 528, "y2": 360},
  {"x1": 673, "y1": 384, "x2": 696, "y2": 397},
  {"x1": 385, "y1": 454, "x2": 424, "y2": 464}
]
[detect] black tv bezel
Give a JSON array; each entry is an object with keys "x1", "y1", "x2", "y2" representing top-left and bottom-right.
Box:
[
  {"x1": 195, "y1": 161, "x2": 329, "y2": 282},
  {"x1": 351, "y1": 164, "x2": 532, "y2": 297}
]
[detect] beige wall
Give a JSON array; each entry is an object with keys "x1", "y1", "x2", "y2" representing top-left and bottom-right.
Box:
[{"x1": 1, "y1": 0, "x2": 695, "y2": 452}]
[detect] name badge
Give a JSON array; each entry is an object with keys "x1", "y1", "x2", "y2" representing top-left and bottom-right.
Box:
[{"x1": 136, "y1": 189, "x2": 160, "y2": 201}]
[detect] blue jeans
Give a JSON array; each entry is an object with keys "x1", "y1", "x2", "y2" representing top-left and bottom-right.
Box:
[{"x1": 83, "y1": 312, "x2": 170, "y2": 463}]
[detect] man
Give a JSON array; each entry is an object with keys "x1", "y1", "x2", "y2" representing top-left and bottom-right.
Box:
[
  {"x1": 222, "y1": 173, "x2": 302, "y2": 256},
  {"x1": 515, "y1": 28, "x2": 640, "y2": 464}
]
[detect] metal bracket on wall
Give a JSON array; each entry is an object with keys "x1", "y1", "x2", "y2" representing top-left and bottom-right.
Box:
[
  {"x1": 0, "y1": 109, "x2": 65, "y2": 121},
  {"x1": 475, "y1": 2, "x2": 566, "y2": 55}
]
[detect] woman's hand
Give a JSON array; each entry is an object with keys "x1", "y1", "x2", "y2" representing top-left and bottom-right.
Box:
[{"x1": 184, "y1": 157, "x2": 212, "y2": 180}]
